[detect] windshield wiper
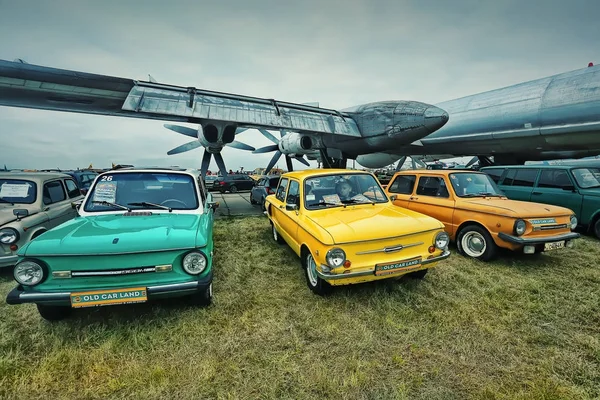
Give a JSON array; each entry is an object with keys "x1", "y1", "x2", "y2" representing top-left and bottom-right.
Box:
[
  {"x1": 463, "y1": 192, "x2": 503, "y2": 198},
  {"x1": 92, "y1": 200, "x2": 131, "y2": 211},
  {"x1": 311, "y1": 201, "x2": 340, "y2": 207},
  {"x1": 127, "y1": 202, "x2": 172, "y2": 212},
  {"x1": 341, "y1": 199, "x2": 375, "y2": 206}
]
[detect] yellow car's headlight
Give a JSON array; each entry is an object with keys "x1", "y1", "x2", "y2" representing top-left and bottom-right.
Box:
[{"x1": 434, "y1": 231, "x2": 449, "y2": 249}]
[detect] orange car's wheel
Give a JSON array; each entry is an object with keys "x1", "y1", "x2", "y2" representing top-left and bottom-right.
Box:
[
  {"x1": 456, "y1": 225, "x2": 497, "y2": 261},
  {"x1": 302, "y1": 249, "x2": 332, "y2": 296}
]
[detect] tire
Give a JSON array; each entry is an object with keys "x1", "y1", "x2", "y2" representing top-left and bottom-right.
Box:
[
  {"x1": 229, "y1": 185, "x2": 238, "y2": 193},
  {"x1": 37, "y1": 304, "x2": 72, "y2": 321},
  {"x1": 302, "y1": 249, "x2": 332, "y2": 296},
  {"x1": 188, "y1": 283, "x2": 213, "y2": 306},
  {"x1": 272, "y1": 223, "x2": 285, "y2": 244},
  {"x1": 593, "y1": 218, "x2": 600, "y2": 239},
  {"x1": 456, "y1": 224, "x2": 497, "y2": 261},
  {"x1": 250, "y1": 193, "x2": 256, "y2": 204},
  {"x1": 260, "y1": 197, "x2": 266, "y2": 211},
  {"x1": 406, "y1": 269, "x2": 428, "y2": 279}
]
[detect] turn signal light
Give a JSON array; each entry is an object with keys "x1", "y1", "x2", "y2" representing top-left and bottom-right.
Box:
[
  {"x1": 343, "y1": 260, "x2": 352, "y2": 268},
  {"x1": 428, "y1": 246, "x2": 435, "y2": 253},
  {"x1": 10, "y1": 245, "x2": 18, "y2": 251}
]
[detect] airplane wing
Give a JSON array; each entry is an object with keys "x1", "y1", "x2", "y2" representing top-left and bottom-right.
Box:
[{"x1": 0, "y1": 59, "x2": 361, "y2": 137}]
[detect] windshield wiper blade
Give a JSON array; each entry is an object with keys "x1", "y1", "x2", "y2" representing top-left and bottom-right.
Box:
[
  {"x1": 127, "y1": 202, "x2": 172, "y2": 212},
  {"x1": 312, "y1": 201, "x2": 340, "y2": 207},
  {"x1": 341, "y1": 199, "x2": 375, "y2": 205},
  {"x1": 92, "y1": 200, "x2": 130, "y2": 211}
]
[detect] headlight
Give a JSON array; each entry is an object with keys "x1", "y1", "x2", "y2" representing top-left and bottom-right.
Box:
[
  {"x1": 0, "y1": 228, "x2": 19, "y2": 245},
  {"x1": 434, "y1": 231, "x2": 450, "y2": 249},
  {"x1": 326, "y1": 248, "x2": 346, "y2": 268},
  {"x1": 514, "y1": 219, "x2": 526, "y2": 236},
  {"x1": 570, "y1": 215, "x2": 577, "y2": 230},
  {"x1": 182, "y1": 251, "x2": 207, "y2": 275},
  {"x1": 14, "y1": 260, "x2": 45, "y2": 286}
]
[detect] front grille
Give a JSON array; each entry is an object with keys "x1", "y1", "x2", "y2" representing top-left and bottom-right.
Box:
[
  {"x1": 71, "y1": 266, "x2": 158, "y2": 277},
  {"x1": 533, "y1": 224, "x2": 568, "y2": 231}
]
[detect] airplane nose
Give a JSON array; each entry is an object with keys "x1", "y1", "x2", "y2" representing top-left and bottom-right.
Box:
[{"x1": 424, "y1": 106, "x2": 449, "y2": 133}]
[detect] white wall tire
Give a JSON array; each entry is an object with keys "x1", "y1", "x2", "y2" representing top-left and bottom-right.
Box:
[
  {"x1": 457, "y1": 225, "x2": 497, "y2": 261},
  {"x1": 302, "y1": 249, "x2": 331, "y2": 296}
]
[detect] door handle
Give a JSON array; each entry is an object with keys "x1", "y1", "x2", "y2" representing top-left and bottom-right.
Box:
[
  {"x1": 279, "y1": 205, "x2": 284, "y2": 209},
  {"x1": 532, "y1": 191, "x2": 542, "y2": 195},
  {"x1": 410, "y1": 196, "x2": 418, "y2": 200}
]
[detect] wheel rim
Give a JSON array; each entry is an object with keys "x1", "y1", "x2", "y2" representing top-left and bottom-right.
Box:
[
  {"x1": 273, "y1": 224, "x2": 278, "y2": 241},
  {"x1": 461, "y1": 231, "x2": 487, "y2": 257},
  {"x1": 231, "y1": 186, "x2": 237, "y2": 193},
  {"x1": 306, "y1": 253, "x2": 318, "y2": 287}
]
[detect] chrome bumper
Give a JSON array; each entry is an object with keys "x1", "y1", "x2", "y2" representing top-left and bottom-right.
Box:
[
  {"x1": 6, "y1": 278, "x2": 211, "y2": 305},
  {"x1": 316, "y1": 249, "x2": 451, "y2": 281},
  {"x1": 0, "y1": 254, "x2": 18, "y2": 268},
  {"x1": 498, "y1": 231, "x2": 580, "y2": 245}
]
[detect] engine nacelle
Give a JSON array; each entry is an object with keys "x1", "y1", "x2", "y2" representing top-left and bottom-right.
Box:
[{"x1": 277, "y1": 132, "x2": 320, "y2": 156}]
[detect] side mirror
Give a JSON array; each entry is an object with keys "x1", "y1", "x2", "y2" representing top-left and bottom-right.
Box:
[
  {"x1": 207, "y1": 201, "x2": 219, "y2": 210},
  {"x1": 71, "y1": 200, "x2": 83, "y2": 210},
  {"x1": 390, "y1": 194, "x2": 397, "y2": 201},
  {"x1": 13, "y1": 209, "x2": 29, "y2": 219},
  {"x1": 286, "y1": 204, "x2": 298, "y2": 211},
  {"x1": 562, "y1": 185, "x2": 576, "y2": 192}
]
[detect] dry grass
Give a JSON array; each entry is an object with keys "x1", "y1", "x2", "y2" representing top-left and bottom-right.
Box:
[{"x1": 0, "y1": 215, "x2": 599, "y2": 399}]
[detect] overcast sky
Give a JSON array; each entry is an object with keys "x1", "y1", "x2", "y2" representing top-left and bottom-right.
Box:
[{"x1": 0, "y1": 0, "x2": 598, "y2": 171}]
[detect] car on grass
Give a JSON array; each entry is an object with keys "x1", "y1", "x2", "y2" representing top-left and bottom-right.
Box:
[
  {"x1": 5, "y1": 168, "x2": 218, "y2": 321},
  {"x1": 250, "y1": 175, "x2": 281, "y2": 210},
  {"x1": 1, "y1": 172, "x2": 84, "y2": 269},
  {"x1": 384, "y1": 169, "x2": 580, "y2": 261},
  {"x1": 265, "y1": 169, "x2": 451, "y2": 295}
]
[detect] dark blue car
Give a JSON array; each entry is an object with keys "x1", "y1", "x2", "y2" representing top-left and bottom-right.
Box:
[{"x1": 63, "y1": 170, "x2": 98, "y2": 194}]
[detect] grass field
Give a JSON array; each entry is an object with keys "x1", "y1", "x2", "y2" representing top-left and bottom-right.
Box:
[{"x1": 0, "y1": 216, "x2": 599, "y2": 399}]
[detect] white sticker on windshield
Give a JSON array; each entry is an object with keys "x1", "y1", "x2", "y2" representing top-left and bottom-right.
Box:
[
  {"x1": 322, "y1": 194, "x2": 341, "y2": 204},
  {"x1": 306, "y1": 194, "x2": 315, "y2": 201},
  {"x1": 93, "y1": 182, "x2": 117, "y2": 203},
  {"x1": 0, "y1": 183, "x2": 31, "y2": 198}
]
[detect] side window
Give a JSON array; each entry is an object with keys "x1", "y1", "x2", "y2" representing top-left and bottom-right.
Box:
[
  {"x1": 197, "y1": 176, "x2": 207, "y2": 203},
  {"x1": 483, "y1": 168, "x2": 505, "y2": 184},
  {"x1": 512, "y1": 169, "x2": 539, "y2": 187},
  {"x1": 537, "y1": 170, "x2": 572, "y2": 189},
  {"x1": 388, "y1": 175, "x2": 416, "y2": 194},
  {"x1": 286, "y1": 180, "x2": 300, "y2": 206},
  {"x1": 276, "y1": 178, "x2": 289, "y2": 202},
  {"x1": 258, "y1": 178, "x2": 266, "y2": 187},
  {"x1": 416, "y1": 176, "x2": 449, "y2": 198},
  {"x1": 503, "y1": 169, "x2": 517, "y2": 186},
  {"x1": 43, "y1": 180, "x2": 66, "y2": 204},
  {"x1": 64, "y1": 179, "x2": 81, "y2": 198}
]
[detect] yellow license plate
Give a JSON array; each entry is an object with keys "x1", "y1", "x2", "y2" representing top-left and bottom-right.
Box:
[
  {"x1": 70, "y1": 287, "x2": 147, "y2": 308},
  {"x1": 544, "y1": 241, "x2": 565, "y2": 251},
  {"x1": 375, "y1": 257, "x2": 422, "y2": 276}
]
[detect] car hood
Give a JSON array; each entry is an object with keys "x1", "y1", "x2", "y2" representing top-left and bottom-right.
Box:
[
  {"x1": 462, "y1": 198, "x2": 574, "y2": 217},
  {"x1": 0, "y1": 205, "x2": 41, "y2": 227},
  {"x1": 23, "y1": 213, "x2": 206, "y2": 256},
  {"x1": 306, "y1": 204, "x2": 443, "y2": 244}
]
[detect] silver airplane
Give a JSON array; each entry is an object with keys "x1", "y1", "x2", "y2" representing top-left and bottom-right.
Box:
[
  {"x1": 0, "y1": 59, "x2": 448, "y2": 176},
  {"x1": 356, "y1": 62, "x2": 600, "y2": 168}
]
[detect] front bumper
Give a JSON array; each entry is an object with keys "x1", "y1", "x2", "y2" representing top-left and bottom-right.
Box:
[
  {"x1": 498, "y1": 231, "x2": 580, "y2": 245},
  {"x1": 0, "y1": 254, "x2": 18, "y2": 268},
  {"x1": 6, "y1": 271, "x2": 213, "y2": 305},
  {"x1": 316, "y1": 249, "x2": 451, "y2": 280}
]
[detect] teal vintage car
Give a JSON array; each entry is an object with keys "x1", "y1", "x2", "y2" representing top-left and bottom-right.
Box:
[{"x1": 6, "y1": 167, "x2": 218, "y2": 321}]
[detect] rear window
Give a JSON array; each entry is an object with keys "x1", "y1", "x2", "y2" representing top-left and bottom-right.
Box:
[{"x1": 268, "y1": 177, "x2": 280, "y2": 187}]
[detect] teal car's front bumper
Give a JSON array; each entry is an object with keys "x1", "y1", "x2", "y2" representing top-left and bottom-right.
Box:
[{"x1": 6, "y1": 270, "x2": 212, "y2": 306}]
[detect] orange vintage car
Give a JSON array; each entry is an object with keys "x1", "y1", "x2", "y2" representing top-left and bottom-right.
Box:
[{"x1": 384, "y1": 170, "x2": 580, "y2": 261}]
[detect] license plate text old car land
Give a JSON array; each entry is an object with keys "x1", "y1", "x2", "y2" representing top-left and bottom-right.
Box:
[
  {"x1": 375, "y1": 257, "x2": 422, "y2": 276},
  {"x1": 70, "y1": 287, "x2": 147, "y2": 308}
]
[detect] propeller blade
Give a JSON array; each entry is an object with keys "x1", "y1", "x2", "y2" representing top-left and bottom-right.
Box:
[
  {"x1": 213, "y1": 152, "x2": 228, "y2": 177},
  {"x1": 227, "y1": 141, "x2": 255, "y2": 151},
  {"x1": 465, "y1": 156, "x2": 479, "y2": 168},
  {"x1": 258, "y1": 129, "x2": 280, "y2": 144},
  {"x1": 285, "y1": 155, "x2": 293, "y2": 172},
  {"x1": 167, "y1": 140, "x2": 202, "y2": 155},
  {"x1": 164, "y1": 124, "x2": 197, "y2": 138},
  {"x1": 200, "y1": 151, "x2": 212, "y2": 178},
  {"x1": 253, "y1": 144, "x2": 279, "y2": 154},
  {"x1": 280, "y1": 129, "x2": 287, "y2": 138},
  {"x1": 265, "y1": 151, "x2": 282, "y2": 174},
  {"x1": 235, "y1": 127, "x2": 249, "y2": 135},
  {"x1": 295, "y1": 156, "x2": 310, "y2": 166}
]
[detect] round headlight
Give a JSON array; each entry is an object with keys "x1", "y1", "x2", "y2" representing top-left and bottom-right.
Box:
[
  {"x1": 326, "y1": 248, "x2": 346, "y2": 268},
  {"x1": 514, "y1": 219, "x2": 526, "y2": 236},
  {"x1": 0, "y1": 228, "x2": 19, "y2": 245},
  {"x1": 182, "y1": 252, "x2": 207, "y2": 275},
  {"x1": 570, "y1": 215, "x2": 577, "y2": 230},
  {"x1": 434, "y1": 231, "x2": 450, "y2": 249},
  {"x1": 14, "y1": 260, "x2": 45, "y2": 286}
]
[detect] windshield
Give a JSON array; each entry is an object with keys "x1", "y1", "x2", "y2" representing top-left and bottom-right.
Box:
[
  {"x1": 304, "y1": 173, "x2": 388, "y2": 209},
  {"x1": 0, "y1": 179, "x2": 37, "y2": 204},
  {"x1": 449, "y1": 172, "x2": 505, "y2": 197},
  {"x1": 83, "y1": 172, "x2": 199, "y2": 212},
  {"x1": 571, "y1": 168, "x2": 600, "y2": 189}
]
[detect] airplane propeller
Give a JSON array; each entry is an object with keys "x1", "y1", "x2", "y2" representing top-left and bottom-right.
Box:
[
  {"x1": 253, "y1": 128, "x2": 310, "y2": 173},
  {"x1": 164, "y1": 124, "x2": 255, "y2": 177}
]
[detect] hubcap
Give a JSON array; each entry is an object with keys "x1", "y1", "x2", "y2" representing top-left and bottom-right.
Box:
[
  {"x1": 462, "y1": 231, "x2": 486, "y2": 257},
  {"x1": 306, "y1": 253, "x2": 318, "y2": 287},
  {"x1": 273, "y1": 224, "x2": 278, "y2": 241}
]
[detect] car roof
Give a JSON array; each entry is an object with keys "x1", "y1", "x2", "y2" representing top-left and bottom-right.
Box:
[
  {"x1": 480, "y1": 165, "x2": 575, "y2": 170},
  {"x1": 395, "y1": 169, "x2": 482, "y2": 176},
  {"x1": 0, "y1": 171, "x2": 72, "y2": 180},
  {"x1": 99, "y1": 168, "x2": 200, "y2": 178},
  {"x1": 281, "y1": 169, "x2": 373, "y2": 180}
]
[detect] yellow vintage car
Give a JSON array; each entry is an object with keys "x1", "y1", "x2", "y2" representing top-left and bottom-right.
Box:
[
  {"x1": 265, "y1": 169, "x2": 451, "y2": 295},
  {"x1": 385, "y1": 170, "x2": 580, "y2": 261}
]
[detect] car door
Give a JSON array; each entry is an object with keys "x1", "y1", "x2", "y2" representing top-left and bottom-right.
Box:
[
  {"x1": 278, "y1": 179, "x2": 301, "y2": 253},
  {"x1": 251, "y1": 178, "x2": 265, "y2": 202},
  {"x1": 270, "y1": 177, "x2": 289, "y2": 237},
  {"x1": 387, "y1": 174, "x2": 417, "y2": 208},
  {"x1": 42, "y1": 179, "x2": 75, "y2": 228},
  {"x1": 499, "y1": 168, "x2": 539, "y2": 201},
  {"x1": 406, "y1": 175, "x2": 456, "y2": 235},
  {"x1": 533, "y1": 169, "x2": 583, "y2": 216}
]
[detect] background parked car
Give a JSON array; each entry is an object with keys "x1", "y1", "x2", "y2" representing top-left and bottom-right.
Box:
[
  {"x1": 204, "y1": 175, "x2": 219, "y2": 191},
  {"x1": 0, "y1": 172, "x2": 83, "y2": 268},
  {"x1": 250, "y1": 175, "x2": 281, "y2": 209},
  {"x1": 63, "y1": 170, "x2": 98, "y2": 194},
  {"x1": 214, "y1": 174, "x2": 255, "y2": 193}
]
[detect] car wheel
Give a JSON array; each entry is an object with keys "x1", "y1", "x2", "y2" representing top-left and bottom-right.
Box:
[
  {"x1": 189, "y1": 283, "x2": 212, "y2": 306},
  {"x1": 230, "y1": 185, "x2": 238, "y2": 193},
  {"x1": 250, "y1": 193, "x2": 256, "y2": 204},
  {"x1": 594, "y1": 219, "x2": 600, "y2": 239},
  {"x1": 272, "y1": 223, "x2": 285, "y2": 244},
  {"x1": 260, "y1": 197, "x2": 266, "y2": 211},
  {"x1": 36, "y1": 304, "x2": 72, "y2": 321},
  {"x1": 302, "y1": 249, "x2": 332, "y2": 296},
  {"x1": 456, "y1": 225, "x2": 497, "y2": 261},
  {"x1": 406, "y1": 268, "x2": 428, "y2": 279}
]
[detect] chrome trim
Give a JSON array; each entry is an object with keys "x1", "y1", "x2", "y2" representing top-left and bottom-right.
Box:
[
  {"x1": 0, "y1": 254, "x2": 19, "y2": 267},
  {"x1": 355, "y1": 242, "x2": 423, "y2": 255},
  {"x1": 317, "y1": 249, "x2": 451, "y2": 280},
  {"x1": 532, "y1": 224, "x2": 568, "y2": 231},
  {"x1": 71, "y1": 266, "x2": 159, "y2": 277}
]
